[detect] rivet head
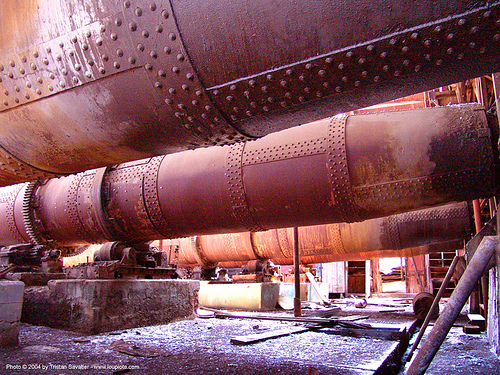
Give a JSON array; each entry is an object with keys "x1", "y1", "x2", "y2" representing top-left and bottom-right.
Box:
[
  {"x1": 96, "y1": 37, "x2": 103, "y2": 46},
  {"x1": 99, "y1": 67, "x2": 106, "y2": 74},
  {"x1": 9, "y1": 60, "x2": 15, "y2": 67},
  {"x1": 37, "y1": 77, "x2": 43, "y2": 84},
  {"x1": 59, "y1": 41, "x2": 64, "y2": 48},
  {"x1": 49, "y1": 73, "x2": 55, "y2": 79},
  {"x1": 165, "y1": 98, "x2": 173, "y2": 105},
  {"x1": 186, "y1": 72, "x2": 194, "y2": 80},
  {"x1": 110, "y1": 33, "x2": 118, "y2": 41},
  {"x1": 129, "y1": 22, "x2": 137, "y2": 31},
  {"x1": 137, "y1": 43, "x2": 145, "y2": 52},
  {"x1": 102, "y1": 54, "x2": 109, "y2": 62},
  {"x1": 73, "y1": 77, "x2": 79, "y2": 83},
  {"x1": 33, "y1": 51, "x2": 39, "y2": 58},
  {"x1": 48, "y1": 85, "x2": 54, "y2": 91},
  {"x1": 116, "y1": 49, "x2": 124, "y2": 57},
  {"x1": 155, "y1": 81, "x2": 162, "y2": 88},
  {"x1": 82, "y1": 43, "x2": 89, "y2": 51},
  {"x1": 85, "y1": 71, "x2": 92, "y2": 78},
  {"x1": 158, "y1": 69, "x2": 166, "y2": 77},
  {"x1": 59, "y1": 81, "x2": 66, "y2": 88},
  {"x1": 114, "y1": 62, "x2": 120, "y2": 69},
  {"x1": 164, "y1": 46, "x2": 171, "y2": 54},
  {"x1": 124, "y1": 0, "x2": 130, "y2": 8},
  {"x1": 135, "y1": 7, "x2": 143, "y2": 16},
  {"x1": 46, "y1": 46, "x2": 52, "y2": 53},
  {"x1": 3, "y1": 101, "x2": 8, "y2": 106},
  {"x1": 26, "y1": 82, "x2": 32, "y2": 88},
  {"x1": 156, "y1": 25, "x2": 163, "y2": 33},
  {"x1": 115, "y1": 19, "x2": 122, "y2": 26},
  {"x1": 74, "y1": 63, "x2": 81, "y2": 71},
  {"x1": 172, "y1": 66, "x2": 180, "y2": 73},
  {"x1": 142, "y1": 30, "x2": 150, "y2": 38},
  {"x1": 21, "y1": 56, "x2": 27, "y2": 63},
  {"x1": 150, "y1": 3, "x2": 157, "y2": 11},
  {"x1": 61, "y1": 68, "x2": 68, "y2": 75},
  {"x1": 162, "y1": 10, "x2": 169, "y2": 18},
  {"x1": 177, "y1": 53, "x2": 185, "y2": 61},
  {"x1": 128, "y1": 56, "x2": 136, "y2": 64},
  {"x1": 150, "y1": 50, "x2": 158, "y2": 58},
  {"x1": 169, "y1": 88, "x2": 176, "y2": 94},
  {"x1": 19, "y1": 67, "x2": 25, "y2": 74},
  {"x1": 169, "y1": 32, "x2": 176, "y2": 41}
]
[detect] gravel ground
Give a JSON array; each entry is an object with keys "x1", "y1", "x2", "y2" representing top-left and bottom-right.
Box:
[{"x1": 1, "y1": 301, "x2": 498, "y2": 375}]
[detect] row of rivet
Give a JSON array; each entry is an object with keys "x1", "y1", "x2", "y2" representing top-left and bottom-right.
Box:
[
  {"x1": 143, "y1": 156, "x2": 180, "y2": 239},
  {"x1": 121, "y1": 0, "x2": 250, "y2": 147},
  {"x1": 327, "y1": 116, "x2": 360, "y2": 223},
  {"x1": 242, "y1": 138, "x2": 327, "y2": 166},
  {"x1": 353, "y1": 167, "x2": 496, "y2": 207},
  {"x1": 226, "y1": 143, "x2": 265, "y2": 232},
  {"x1": 207, "y1": 6, "x2": 500, "y2": 123}
]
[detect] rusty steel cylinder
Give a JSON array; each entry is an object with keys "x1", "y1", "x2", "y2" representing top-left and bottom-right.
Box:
[
  {"x1": 165, "y1": 202, "x2": 472, "y2": 267},
  {"x1": 0, "y1": 104, "x2": 495, "y2": 249},
  {"x1": 0, "y1": 1, "x2": 499, "y2": 186}
]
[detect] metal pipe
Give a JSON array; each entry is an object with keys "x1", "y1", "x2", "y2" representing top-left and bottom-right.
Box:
[
  {"x1": 406, "y1": 236, "x2": 498, "y2": 375},
  {"x1": 0, "y1": 105, "x2": 494, "y2": 250},
  {"x1": 407, "y1": 255, "x2": 460, "y2": 361},
  {"x1": 0, "y1": 1, "x2": 499, "y2": 186},
  {"x1": 169, "y1": 203, "x2": 471, "y2": 266},
  {"x1": 293, "y1": 227, "x2": 301, "y2": 317}
]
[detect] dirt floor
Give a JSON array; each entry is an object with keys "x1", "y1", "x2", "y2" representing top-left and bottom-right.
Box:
[{"x1": 1, "y1": 300, "x2": 499, "y2": 375}]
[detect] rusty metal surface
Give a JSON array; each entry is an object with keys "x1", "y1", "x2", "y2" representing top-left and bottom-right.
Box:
[
  {"x1": 166, "y1": 203, "x2": 471, "y2": 266},
  {"x1": 0, "y1": 104, "x2": 492, "y2": 250},
  {"x1": 0, "y1": 1, "x2": 498, "y2": 183}
]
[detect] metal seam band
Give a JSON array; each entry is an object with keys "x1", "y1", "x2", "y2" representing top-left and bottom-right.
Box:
[
  {"x1": 327, "y1": 116, "x2": 360, "y2": 222},
  {"x1": 143, "y1": 156, "x2": 179, "y2": 239},
  {"x1": 226, "y1": 143, "x2": 265, "y2": 232},
  {"x1": 387, "y1": 216, "x2": 403, "y2": 250}
]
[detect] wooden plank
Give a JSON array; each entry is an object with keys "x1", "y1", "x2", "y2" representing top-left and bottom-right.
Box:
[
  {"x1": 312, "y1": 326, "x2": 407, "y2": 341},
  {"x1": 230, "y1": 327, "x2": 308, "y2": 345},
  {"x1": 201, "y1": 307, "x2": 371, "y2": 329}
]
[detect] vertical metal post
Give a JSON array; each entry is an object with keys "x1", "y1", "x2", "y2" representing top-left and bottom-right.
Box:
[
  {"x1": 406, "y1": 236, "x2": 498, "y2": 375},
  {"x1": 365, "y1": 260, "x2": 371, "y2": 298},
  {"x1": 293, "y1": 226, "x2": 301, "y2": 317},
  {"x1": 407, "y1": 255, "x2": 460, "y2": 360}
]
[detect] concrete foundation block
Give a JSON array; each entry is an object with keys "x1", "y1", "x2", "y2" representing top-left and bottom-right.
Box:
[
  {"x1": 199, "y1": 282, "x2": 280, "y2": 310},
  {"x1": 22, "y1": 279, "x2": 199, "y2": 334},
  {"x1": 0, "y1": 280, "x2": 24, "y2": 347}
]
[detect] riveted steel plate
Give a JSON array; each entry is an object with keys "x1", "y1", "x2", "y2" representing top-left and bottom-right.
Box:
[
  {"x1": 0, "y1": 184, "x2": 25, "y2": 244},
  {"x1": 206, "y1": 4, "x2": 500, "y2": 126},
  {"x1": 326, "y1": 116, "x2": 360, "y2": 223},
  {"x1": 143, "y1": 155, "x2": 179, "y2": 238},
  {"x1": 242, "y1": 137, "x2": 327, "y2": 166},
  {"x1": 226, "y1": 143, "x2": 265, "y2": 232}
]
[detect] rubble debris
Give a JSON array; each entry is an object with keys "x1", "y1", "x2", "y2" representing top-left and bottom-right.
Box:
[{"x1": 109, "y1": 340, "x2": 170, "y2": 358}]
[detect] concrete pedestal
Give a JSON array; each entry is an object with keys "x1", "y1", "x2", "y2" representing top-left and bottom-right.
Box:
[
  {"x1": 199, "y1": 282, "x2": 280, "y2": 310},
  {"x1": 22, "y1": 279, "x2": 199, "y2": 334},
  {"x1": 0, "y1": 280, "x2": 24, "y2": 347}
]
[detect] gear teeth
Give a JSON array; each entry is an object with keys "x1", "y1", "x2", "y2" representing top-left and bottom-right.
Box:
[{"x1": 22, "y1": 181, "x2": 44, "y2": 246}]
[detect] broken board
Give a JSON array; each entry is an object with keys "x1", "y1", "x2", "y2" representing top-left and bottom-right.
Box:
[{"x1": 231, "y1": 327, "x2": 309, "y2": 345}]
